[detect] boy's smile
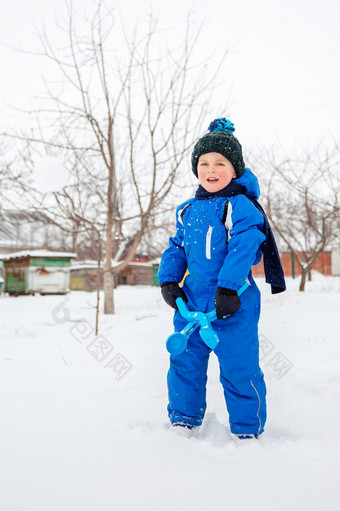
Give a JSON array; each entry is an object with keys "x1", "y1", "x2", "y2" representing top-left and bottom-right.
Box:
[{"x1": 197, "y1": 152, "x2": 236, "y2": 193}]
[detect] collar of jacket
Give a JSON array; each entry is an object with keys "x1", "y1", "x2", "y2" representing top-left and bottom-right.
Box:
[{"x1": 195, "y1": 182, "x2": 246, "y2": 200}]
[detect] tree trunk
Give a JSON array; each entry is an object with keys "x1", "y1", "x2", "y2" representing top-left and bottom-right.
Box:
[
  {"x1": 103, "y1": 269, "x2": 114, "y2": 314},
  {"x1": 299, "y1": 270, "x2": 308, "y2": 292},
  {"x1": 95, "y1": 245, "x2": 102, "y2": 335},
  {"x1": 104, "y1": 133, "x2": 116, "y2": 314},
  {"x1": 104, "y1": 166, "x2": 114, "y2": 314},
  {"x1": 104, "y1": 227, "x2": 114, "y2": 314}
]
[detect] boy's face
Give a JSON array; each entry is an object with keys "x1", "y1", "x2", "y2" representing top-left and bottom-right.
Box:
[{"x1": 197, "y1": 152, "x2": 236, "y2": 193}]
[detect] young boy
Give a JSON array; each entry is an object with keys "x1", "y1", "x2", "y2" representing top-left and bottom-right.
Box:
[{"x1": 158, "y1": 118, "x2": 285, "y2": 439}]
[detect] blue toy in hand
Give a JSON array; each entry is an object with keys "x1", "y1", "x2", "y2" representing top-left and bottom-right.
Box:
[{"x1": 166, "y1": 282, "x2": 249, "y2": 355}]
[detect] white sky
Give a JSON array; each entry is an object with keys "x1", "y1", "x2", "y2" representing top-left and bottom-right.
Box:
[{"x1": 1, "y1": 0, "x2": 339, "y2": 157}]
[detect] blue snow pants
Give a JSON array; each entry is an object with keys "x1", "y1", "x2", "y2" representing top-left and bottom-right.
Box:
[{"x1": 167, "y1": 276, "x2": 266, "y2": 435}]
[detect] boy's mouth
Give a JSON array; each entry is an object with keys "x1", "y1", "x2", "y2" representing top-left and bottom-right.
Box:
[{"x1": 207, "y1": 177, "x2": 218, "y2": 182}]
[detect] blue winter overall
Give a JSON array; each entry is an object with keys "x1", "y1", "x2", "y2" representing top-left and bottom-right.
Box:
[{"x1": 158, "y1": 169, "x2": 267, "y2": 435}]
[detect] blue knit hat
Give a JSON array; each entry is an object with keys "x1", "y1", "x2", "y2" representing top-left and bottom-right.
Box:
[{"x1": 191, "y1": 118, "x2": 245, "y2": 178}]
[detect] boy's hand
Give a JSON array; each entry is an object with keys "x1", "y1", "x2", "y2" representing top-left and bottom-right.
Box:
[
  {"x1": 215, "y1": 287, "x2": 241, "y2": 319},
  {"x1": 160, "y1": 282, "x2": 188, "y2": 309}
]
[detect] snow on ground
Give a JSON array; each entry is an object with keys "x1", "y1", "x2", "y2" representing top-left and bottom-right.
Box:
[{"x1": 1, "y1": 274, "x2": 340, "y2": 511}]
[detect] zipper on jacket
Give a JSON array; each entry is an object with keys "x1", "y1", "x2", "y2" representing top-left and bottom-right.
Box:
[{"x1": 205, "y1": 226, "x2": 213, "y2": 259}]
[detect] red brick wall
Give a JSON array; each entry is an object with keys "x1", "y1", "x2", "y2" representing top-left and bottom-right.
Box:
[{"x1": 252, "y1": 252, "x2": 332, "y2": 277}]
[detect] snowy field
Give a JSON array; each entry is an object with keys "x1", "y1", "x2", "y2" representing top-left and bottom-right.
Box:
[{"x1": 1, "y1": 274, "x2": 340, "y2": 511}]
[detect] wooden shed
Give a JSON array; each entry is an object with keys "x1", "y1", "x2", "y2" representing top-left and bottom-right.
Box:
[
  {"x1": 251, "y1": 251, "x2": 332, "y2": 278},
  {"x1": 117, "y1": 261, "x2": 154, "y2": 286},
  {"x1": 70, "y1": 262, "x2": 103, "y2": 291},
  {"x1": 0, "y1": 255, "x2": 4, "y2": 291},
  {"x1": 3, "y1": 250, "x2": 76, "y2": 295},
  {"x1": 0, "y1": 256, "x2": 4, "y2": 294}
]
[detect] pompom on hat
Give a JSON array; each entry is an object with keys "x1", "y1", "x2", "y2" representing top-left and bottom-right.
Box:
[{"x1": 191, "y1": 118, "x2": 245, "y2": 178}]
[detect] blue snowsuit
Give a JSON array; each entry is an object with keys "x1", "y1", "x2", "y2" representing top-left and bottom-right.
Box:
[{"x1": 158, "y1": 169, "x2": 267, "y2": 435}]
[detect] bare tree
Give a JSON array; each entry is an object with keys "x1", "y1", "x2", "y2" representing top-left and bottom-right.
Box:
[
  {"x1": 4, "y1": 1, "x2": 228, "y2": 313},
  {"x1": 260, "y1": 145, "x2": 340, "y2": 291},
  {"x1": 0, "y1": 137, "x2": 33, "y2": 211}
]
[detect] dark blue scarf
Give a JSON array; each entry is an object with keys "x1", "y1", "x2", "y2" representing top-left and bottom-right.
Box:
[{"x1": 195, "y1": 183, "x2": 286, "y2": 294}]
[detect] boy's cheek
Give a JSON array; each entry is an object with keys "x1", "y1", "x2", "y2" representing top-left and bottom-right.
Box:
[{"x1": 198, "y1": 170, "x2": 206, "y2": 183}]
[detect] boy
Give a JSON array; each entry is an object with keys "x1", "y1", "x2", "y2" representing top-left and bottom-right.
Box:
[{"x1": 158, "y1": 118, "x2": 285, "y2": 439}]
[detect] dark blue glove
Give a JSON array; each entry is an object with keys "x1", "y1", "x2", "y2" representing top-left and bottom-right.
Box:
[
  {"x1": 161, "y1": 282, "x2": 188, "y2": 310},
  {"x1": 215, "y1": 287, "x2": 241, "y2": 319}
]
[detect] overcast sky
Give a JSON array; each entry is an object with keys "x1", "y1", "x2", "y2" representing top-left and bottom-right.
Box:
[{"x1": 1, "y1": 0, "x2": 339, "y2": 156}]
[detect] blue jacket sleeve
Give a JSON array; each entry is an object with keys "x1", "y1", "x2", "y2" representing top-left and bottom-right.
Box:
[
  {"x1": 157, "y1": 202, "x2": 191, "y2": 285},
  {"x1": 218, "y1": 195, "x2": 266, "y2": 291}
]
